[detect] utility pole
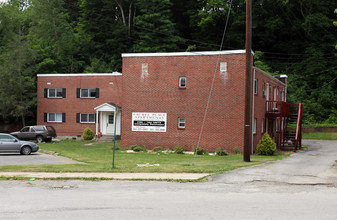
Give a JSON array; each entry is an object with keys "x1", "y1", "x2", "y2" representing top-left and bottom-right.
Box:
[{"x1": 244, "y1": 0, "x2": 252, "y2": 162}]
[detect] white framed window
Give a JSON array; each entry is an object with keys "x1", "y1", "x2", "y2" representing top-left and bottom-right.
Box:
[
  {"x1": 48, "y1": 88, "x2": 63, "y2": 98},
  {"x1": 261, "y1": 118, "x2": 264, "y2": 134},
  {"x1": 178, "y1": 117, "x2": 186, "y2": 129},
  {"x1": 80, "y1": 113, "x2": 95, "y2": 123},
  {"x1": 253, "y1": 118, "x2": 257, "y2": 134},
  {"x1": 179, "y1": 77, "x2": 186, "y2": 88},
  {"x1": 78, "y1": 88, "x2": 98, "y2": 98},
  {"x1": 254, "y1": 79, "x2": 258, "y2": 95},
  {"x1": 262, "y1": 82, "x2": 265, "y2": 97},
  {"x1": 48, "y1": 113, "x2": 63, "y2": 122}
]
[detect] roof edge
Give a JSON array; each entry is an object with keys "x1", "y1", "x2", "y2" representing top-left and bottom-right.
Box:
[
  {"x1": 253, "y1": 67, "x2": 286, "y2": 86},
  {"x1": 122, "y1": 50, "x2": 253, "y2": 58},
  {"x1": 37, "y1": 72, "x2": 122, "y2": 77}
]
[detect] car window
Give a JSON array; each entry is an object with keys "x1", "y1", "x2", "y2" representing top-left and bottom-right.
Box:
[
  {"x1": 0, "y1": 134, "x2": 16, "y2": 142},
  {"x1": 34, "y1": 126, "x2": 46, "y2": 131},
  {"x1": 30, "y1": 127, "x2": 36, "y2": 132},
  {"x1": 21, "y1": 127, "x2": 30, "y2": 132}
]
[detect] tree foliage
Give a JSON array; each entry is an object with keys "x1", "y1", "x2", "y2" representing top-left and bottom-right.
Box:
[{"x1": 0, "y1": 0, "x2": 336, "y2": 125}]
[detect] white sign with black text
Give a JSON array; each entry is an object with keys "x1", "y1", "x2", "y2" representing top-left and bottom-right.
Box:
[{"x1": 132, "y1": 112, "x2": 167, "y2": 132}]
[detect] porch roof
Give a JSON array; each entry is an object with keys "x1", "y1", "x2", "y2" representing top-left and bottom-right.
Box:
[{"x1": 94, "y1": 103, "x2": 121, "y2": 112}]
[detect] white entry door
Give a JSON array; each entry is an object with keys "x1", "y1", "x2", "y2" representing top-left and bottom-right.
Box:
[{"x1": 102, "y1": 112, "x2": 115, "y2": 134}]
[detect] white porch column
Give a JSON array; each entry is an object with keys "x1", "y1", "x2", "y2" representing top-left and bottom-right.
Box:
[{"x1": 96, "y1": 110, "x2": 99, "y2": 135}]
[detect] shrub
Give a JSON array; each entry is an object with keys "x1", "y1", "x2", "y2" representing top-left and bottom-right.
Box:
[
  {"x1": 153, "y1": 146, "x2": 165, "y2": 152},
  {"x1": 174, "y1": 145, "x2": 186, "y2": 154},
  {"x1": 233, "y1": 147, "x2": 241, "y2": 154},
  {"x1": 257, "y1": 133, "x2": 276, "y2": 156},
  {"x1": 83, "y1": 127, "x2": 95, "y2": 140},
  {"x1": 216, "y1": 148, "x2": 228, "y2": 156},
  {"x1": 194, "y1": 148, "x2": 207, "y2": 155},
  {"x1": 130, "y1": 145, "x2": 147, "y2": 152}
]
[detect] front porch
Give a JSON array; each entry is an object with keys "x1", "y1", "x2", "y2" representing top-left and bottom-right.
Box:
[{"x1": 94, "y1": 103, "x2": 122, "y2": 136}]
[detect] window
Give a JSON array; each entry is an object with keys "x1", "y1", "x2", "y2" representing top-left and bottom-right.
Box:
[
  {"x1": 281, "y1": 90, "x2": 285, "y2": 101},
  {"x1": 47, "y1": 113, "x2": 64, "y2": 122},
  {"x1": 254, "y1": 79, "x2": 258, "y2": 95},
  {"x1": 44, "y1": 88, "x2": 65, "y2": 98},
  {"x1": 76, "y1": 113, "x2": 95, "y2": 123},
  {"x1": 179, "y1": 77, "x2": 186, "y2": 88},
  {"x1": 77, "y1": 88, "x2": 99, "y2": 98},
  {"x1": 253, "y1": 118, "x2": 257, "y2": 134},
  {"x1": 20, "y1": 127, "x2": 30, "y2": 132},
  {"x1": 80, "y1": 113, "x2": 95, "y2": 123},
  {"x1": 0, "y1": 134, "x2": 16, "y2": 142},
  {"x1": 261, "y1": 118, "x2": 264, "y2": 134},
  {"x1": 178, "y1": 117, "x2": 185, "y2": 129}
]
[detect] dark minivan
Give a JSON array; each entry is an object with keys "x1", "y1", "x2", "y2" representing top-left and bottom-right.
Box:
[{"x1": 10, "y1": 125, "x2": 57, "y2": 143}]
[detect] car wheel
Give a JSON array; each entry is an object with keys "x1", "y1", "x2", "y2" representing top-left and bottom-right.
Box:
[
  {"x1": 36, "y1": 136, "x2": 44, "y2": 143},
  {"x1": 21, "y1": 146, "x2": 32, "y2": 155}
]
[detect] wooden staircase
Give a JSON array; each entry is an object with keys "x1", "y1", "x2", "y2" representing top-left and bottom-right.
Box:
[{"x1": 282, "y1": 104, "x2": 303, "y2": 151}]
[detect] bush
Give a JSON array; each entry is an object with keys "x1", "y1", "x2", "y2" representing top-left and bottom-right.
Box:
[
  {"x1": 130, "y1": 145, "x2": 147, "y2": 152},
  {"x1": 83, "y1": 127, "x2": 95, "y2": 140},
  {"x1": 216, "y1": 148, "x2": 228, "y2": 156},
  {"x1": 257, "y1": 133, "x2": 276, "y2": 156},
  {"x1": 174, "y1": 145, "x2": 186, "y2": 154},
  {"x1": 153, "y1": 146, "x2": 165, "y2": 152},
  {"x1": 233, "y1": 147, "x2": 241, "y2": 154},
  {"x1": 194, "y1": 148, "x2": 207, "y2": 155}
]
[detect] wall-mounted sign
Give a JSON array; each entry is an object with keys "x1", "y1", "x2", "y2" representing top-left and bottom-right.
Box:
[{"x1": 132, "y1": 112, "x2": 167, "y2": 132}]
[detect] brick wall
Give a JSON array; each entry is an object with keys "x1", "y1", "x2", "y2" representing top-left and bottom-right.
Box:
[
  {"x1": 37, "y1": 74, "x2": 122, "y2": 136},
  {"x1": 121, "y1": 52, "x2": 250, "y2": 152},
  {"x1": 253, "y1": 68, "x2": 287, "y2": 152}
]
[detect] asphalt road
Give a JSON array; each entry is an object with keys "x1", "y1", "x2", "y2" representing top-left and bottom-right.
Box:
[
  {"x1": 0, "y1": 152, "x2": 82, "y2": 166},
  {"x1": 1, "y1": 140, "x2": 337, "y2": 220}
]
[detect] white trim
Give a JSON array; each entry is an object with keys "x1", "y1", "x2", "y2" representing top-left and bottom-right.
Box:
[
  {"x1": 37, "y1": 72, "x2": 122, "y2": 77},
  {"x1": 80, "y1": 113, "x2": 96, "y2": 123},
  {"x1": 178, "y1": 117, "x2": 186, "y2": 129},
  {"x1": 179, "y1": 77, "x2": 186, "y2": 88},
  {"x1": 47, "y1": 113, "x2": 63, "y2": 123},
  {"x1": 122, "y1": 50, "x2": 250, "y2": 58},
  {"x1": 80, "y1": 88, "x2": 97, "y2": 98}
]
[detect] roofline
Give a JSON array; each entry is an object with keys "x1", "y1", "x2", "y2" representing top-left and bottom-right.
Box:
[
  {"x1": 37, "y1": 72, "x2": 122, "y2": 77},
  {"x1": 253, "y1": 67, "x2": 286, "y2": 86},
  {"x1": 122, "y1": 50, "x2": 254, "y2": 58}
]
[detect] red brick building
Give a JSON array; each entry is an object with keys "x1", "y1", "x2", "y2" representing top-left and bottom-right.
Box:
[
  {"x1": 121, "y1": 51, "x2": 287, "y2": 153},
  {"x1": 37, "y1": 73, "x2": 123, "y2": 137},
  {"x1": 37, "y1": 50, "x2": 299, "y2": 153}
]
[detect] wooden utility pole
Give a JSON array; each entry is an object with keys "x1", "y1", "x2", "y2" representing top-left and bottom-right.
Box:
[{"x1": 244, "y1": 0, "x2": 252, "y2": 162}]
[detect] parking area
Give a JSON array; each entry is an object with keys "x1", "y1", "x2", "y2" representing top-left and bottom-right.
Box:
[{"x1": 0, "y1": 152, "x2": 82, "y2": 166}]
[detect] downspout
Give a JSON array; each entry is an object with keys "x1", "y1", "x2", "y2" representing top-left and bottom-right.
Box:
[{"x1": 251, "y1": 68, "x2": 256, "y2": 154}]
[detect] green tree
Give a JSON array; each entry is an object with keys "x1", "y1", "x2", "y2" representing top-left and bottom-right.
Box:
[
  {"x1": 132, "y1": 0, "x2": 183, "y2": 52},
  {"x1": 29, "y1": 0, "x2": 81, "y2": 73},
  {"x1": 0, "y1": 0, "x2": 36, "y2": 126}
]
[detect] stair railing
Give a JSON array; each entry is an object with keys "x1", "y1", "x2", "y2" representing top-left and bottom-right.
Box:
[{"x1": 294, "y1": 103, "x2": 303, "y2": 152}]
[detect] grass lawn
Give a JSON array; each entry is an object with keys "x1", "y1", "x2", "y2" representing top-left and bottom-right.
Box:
[
  {"x1": 0, "y1": 140, "x2": 290, "y2": 174},
  {"x1": 302, "y1": 132, "x2": 337, "y2": 140}
]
